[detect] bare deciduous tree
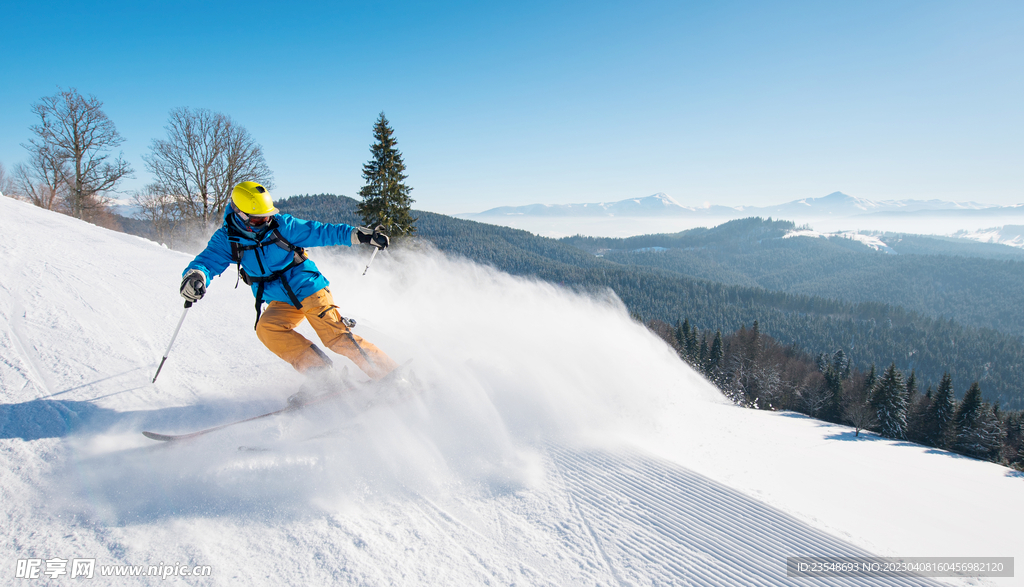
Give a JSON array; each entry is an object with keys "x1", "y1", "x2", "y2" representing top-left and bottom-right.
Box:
[
  {"x1": 13, "y1": 145, "x2": 69, "y2": 211},
  {"x1": 0, "y1": 162, "x2": 15, "y2": 199},
  {"x1": 753, "y1": 363, "x2": 783, "y2": 409},
  {"x1": 24, "y1": 88, "x2": 133, "y2": 218},
  {"x1": 845, "y1": 399, "x2": 877, "y2": 437},
  {"x1": 218, "y1": 118, "x2": 274, "y2": 209},
  {"x1": 131, "y1": 185, "x2": 187, "y2": 247},
  {"x1": 144, "y1": 107, "x2": 273, "y2": 226}
]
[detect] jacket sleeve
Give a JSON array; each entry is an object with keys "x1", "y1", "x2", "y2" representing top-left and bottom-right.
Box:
[
  {"x1": 278, "y1": 214, "x2": 355, "y2": 248},
  {"x1": 183, "y1": 227, "x2": 234, "y2": 284}
]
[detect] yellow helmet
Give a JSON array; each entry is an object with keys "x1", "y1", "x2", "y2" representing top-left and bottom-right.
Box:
[{"x1": 231, "y1": 181, "x2": 278, "y2": 216}]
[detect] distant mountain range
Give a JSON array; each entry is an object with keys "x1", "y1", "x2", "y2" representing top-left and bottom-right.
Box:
[
  {"x1": 472, "y1": 193, "x2": 711, "y2": 217},
  {"x1": 469, "y1": 191, "x2": 1017, "y2": 219}
]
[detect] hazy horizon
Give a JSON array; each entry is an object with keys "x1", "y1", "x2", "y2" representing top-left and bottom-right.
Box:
[{"x1": 454, "y1": 211, "x2": 1024, "y2": 240}]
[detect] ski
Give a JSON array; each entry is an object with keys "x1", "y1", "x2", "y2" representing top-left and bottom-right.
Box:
[
  {"x1": 141, "y1": 385, "x2": 353, "y2": 442},
  {"x1": 142, "y1": 360, "x2": 413, "y2": 442},
  {"x1": 233, "y1": 384, "x2": 422, "y2": 451}
]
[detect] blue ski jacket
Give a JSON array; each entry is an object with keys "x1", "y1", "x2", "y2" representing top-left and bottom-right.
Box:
[{"x1": 184, "y1": 209, "x2": 355, "y2": 306}]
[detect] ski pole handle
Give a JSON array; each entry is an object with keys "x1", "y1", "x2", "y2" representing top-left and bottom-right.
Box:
[{"x1": 152, "y1": 301, "x2": 192, "y2": 383}]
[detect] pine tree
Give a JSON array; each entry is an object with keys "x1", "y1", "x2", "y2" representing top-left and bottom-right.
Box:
[
  {"x1": 869, "y1": 363, "x2": 908, "y2": 439},
  {"x1": 953, "y1": 382, "x2": 982, "y2": 440},
  {"x1": 357, "y1": 112, "x2": 416, "y2": 235},
  {"x1": 816, "y1": 349, "x2": 849, "y2": 424},
  {"x1": 820, "y1": 364, "x2": 844, "y2": 424},
  {"x1": 698, "y1": 332, "x2": 708, "y2": 370},
  {"x1": 925, "y1": 373, "x2": 956, "y2": 448},
  {"x1": 816, "y1": 352, "x2": 829, "y2": 373},
  {"x1": 951, "y1": 382, "x2": 999, "y2": 458},
  {"x1": 903, "y1": 370, "x2": 926, "y2": 442},
  {"x1": 684, "y1": 320, "x2": 698, "y2": 363},
  {"x1": 975, "y1": 407, "x2": 1006, "y2": 461},
  {"x1": 746, "y1": 321, "x2": 761, "y2": 365},
  {"x1": 906, "y1": 385, "x2": 933, "y2": 445},
  {"x1": 707, "y1": 330, "x2": 724, "y2": 381},
  {"x1": 1004, "y1": 412, "x2": 1024, "y2": 469},
  {"x1": 864, "y1": 364, "x2": 877, "y2": 392},
  {"x1": 905, "y1": 370, "x2": 918, "y2": 401},
  {"x1": 832, "y1": 350, "x2": 851, "y2": 380}
]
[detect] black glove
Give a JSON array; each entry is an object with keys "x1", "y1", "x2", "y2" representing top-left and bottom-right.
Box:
[
  {"x1": 180, "y1": 269, "x2": 207, "y2": 302},
  {"x1": 354, "y1": 225, "x2": 390, "y2": 249}
]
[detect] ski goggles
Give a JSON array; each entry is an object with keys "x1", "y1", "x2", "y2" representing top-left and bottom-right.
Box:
[
  {"x1": 231, "y1": 203, "x2": 275, "y2": 226},
  {"x1": 245, "y1": 214, "x2": 272, "y2": 226}
]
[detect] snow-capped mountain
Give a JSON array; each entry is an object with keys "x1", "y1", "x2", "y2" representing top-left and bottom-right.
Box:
[
  {"x1": 474, "y1": 192, "x2": 739, "y2": 217},
  {"x1": 461, "y1": 191, "x2": 1021, "y2": 238},
  {"x1": 751, "y1": 191, "x2": 991, "y2": 218},
  {"x1": 470, "y1": 191, "x2": 997, "y2": 219},
  {"x1": 1, "y1": 196, "x2": 1020, "y2": 585}
]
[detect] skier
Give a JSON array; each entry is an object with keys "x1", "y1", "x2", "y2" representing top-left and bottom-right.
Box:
[{"x1": 178, "y1": 181, "x2": 398, "y2": 387}]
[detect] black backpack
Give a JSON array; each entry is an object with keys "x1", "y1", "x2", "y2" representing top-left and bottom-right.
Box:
[{"x1": 226, "y1": 217, "x2": 310, "y2": 329}]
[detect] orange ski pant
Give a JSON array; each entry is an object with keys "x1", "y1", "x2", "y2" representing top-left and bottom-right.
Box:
[{"x1": 255, "y1": 287, "x2": 397, "y2": 379}]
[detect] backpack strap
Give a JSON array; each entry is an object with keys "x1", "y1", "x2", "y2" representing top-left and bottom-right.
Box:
[{"x1": 225, "y1": 218, "x2": 311, "y2": 329}]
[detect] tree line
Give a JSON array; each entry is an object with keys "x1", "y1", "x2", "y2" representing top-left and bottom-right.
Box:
[
  {"x1": 2, "y1": 89, "x2": 416, "y2": 245},
  {"x1": 649, "y1": 318, "x2": 1022, "y2": 470},
  {"x1": 1, "y1": 87, "x2": 272, "y2": 244}
]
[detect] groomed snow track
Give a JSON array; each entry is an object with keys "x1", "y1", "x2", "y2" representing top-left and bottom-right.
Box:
[{"x1": 548, "y1": 445, "x2": 946, "y2": 586}]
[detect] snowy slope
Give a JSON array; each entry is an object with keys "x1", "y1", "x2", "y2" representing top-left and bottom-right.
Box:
[
  {"x1": 783, "y1": 228, "x2": 897, "y2": 253},
  {"x1": 1, "y1": 196, "x2": 1021, "y2": 586},
  {"x1": 952, "y1": 225, "x2": 1024, "y2": 249}
]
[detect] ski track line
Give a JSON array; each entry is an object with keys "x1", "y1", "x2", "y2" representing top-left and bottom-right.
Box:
[
  {"x1": 555, "y1": 456, "x2": 723, "y2": 587},
  {"x1": 7, "y1": 299, "x2": 55, "y2": 397},
  {"x1": 561, "y1": 446, "x2": 946, "y2": 587},
  {"x1": 570, "y1": 464, "x2": 822, "y2": 586},
  {"x1": 573, "y1": 449, "x2": 908, "y2": 587},
  {"x1": 409, "y1": 496, "x2": 510, "y2": 585},
  {"x1": 551, "y1": 454, "x2": 631, "y2": 587},
  {"x1": 547, "y1": 445, "x2": 947, "y2": 587},
  {"x1": 557, "y1": 449, "x2": 877, "y2": 587},
  {"x1": 580, "y1": 450, "x2": 836, "y2": 565}
]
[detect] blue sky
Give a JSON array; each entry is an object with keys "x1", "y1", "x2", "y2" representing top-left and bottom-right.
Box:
[{"x1": 2, "y1": 0, "x2": 1022, "y2": 214}]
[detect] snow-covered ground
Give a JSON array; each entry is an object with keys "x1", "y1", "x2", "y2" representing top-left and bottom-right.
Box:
[
  {"x1": 952, "y1": 226, "x2": 1024, "y2": 249},
  {"x1": 1, "y1": 196, "x2": 1020, "y2": 585},
  {"x1": 783, "y1": 229, "x2": 897, "y2": 253}
]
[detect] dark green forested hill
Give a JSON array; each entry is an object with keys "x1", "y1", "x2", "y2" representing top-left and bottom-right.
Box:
[
  {"x1": 268, "y1": 194, "x2": 1024, "y2": 409},
  {"x1": 561, "y1": 218, "x2": 1024, "y2": 261},
  {"x1": 881, "y1": 233, "x2": 1024, "y2": 260},
  {"x1": 562, "y1": 218, "x2": 1024, "y2": 337}
]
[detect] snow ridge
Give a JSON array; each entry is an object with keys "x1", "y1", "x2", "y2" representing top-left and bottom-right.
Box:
[
  {"x1": 784, "y1": 228, "x2": 896, "y2": 253},
  {"x1": 952, "y1": 225, "x2": 1024, "y2": 248},
  {"x1": 550, "y1": 446, "x2": 946, "y2": 586}
]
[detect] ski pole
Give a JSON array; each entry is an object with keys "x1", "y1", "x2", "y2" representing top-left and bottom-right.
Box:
[
  {"x1": 338, "y1": 315, "x2": 376, "y2": 369},
  {"x1": 152, "y1": 301, "x2": 192, "y2": 383},
  {"x1": 362, "y1": 247, "x2": 379, "y2": 276}
]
